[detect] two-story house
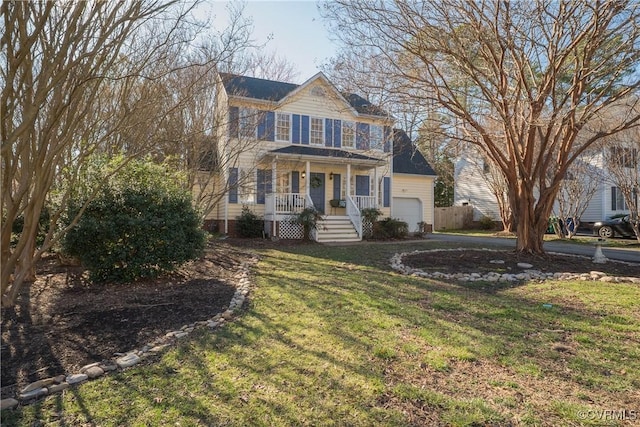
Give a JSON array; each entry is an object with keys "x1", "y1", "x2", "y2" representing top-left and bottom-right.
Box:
[
  {"x1": 454, "y1": 144, "x2": 639, "y2": 228},
  {"x1": 206, "y1": 72, "x2": 435, "y2": 242}
]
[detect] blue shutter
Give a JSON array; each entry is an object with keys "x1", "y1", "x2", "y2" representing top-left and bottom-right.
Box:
[
  {"x1": 292, "y1": 114, "x2": 301, "y2": 144},
  {"x1": 229, "y1": 107, "x2": 239, "y2": 138},
  {"x1": 333, "y1": 174, "x2": 341, "y2": 200},
  {"x1": 383, "y1": 177, "x2": 391, "y2": 207},
  {"x1": 383, "y1": 126, "x2": 392, "y2": 153},
  {"x1": 228, "y1": 168, "x2": 238, "y2": 203},
  {"x1": 356, "y1": 123, "x2": 370, "y2": 150},
  {"x1": 257, "y1": 169, "x2": 272, "y2": 204},
  {"x1": 292, "y1": 171, "x2": 300, "y2": 193},
  {"x1": 333, "y1": 119, "x2": 341, "y2": 148},
  {"x1": 257, "y1": 111, "x2": 275, "y2": 141},
  {"x1": 301, "y1": 115, "x2": 310, "y2": 144},
  {"x1": 355, "y1": 175, "x2": 370, "y2": 196},
  {"x1": 325, "y1": 118, "x2": 333, "y2": 147},
  {"x1": 611, "y1": 187, "x2": 616, "y2": 210}
]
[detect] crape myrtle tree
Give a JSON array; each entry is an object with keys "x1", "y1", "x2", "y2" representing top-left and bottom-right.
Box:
[
  {"x1": 322, "y1": 0, "x2": 640, "y2": 254},
  {"x1": 0, "y1": 0, "x2": 261, "y2": 307}
]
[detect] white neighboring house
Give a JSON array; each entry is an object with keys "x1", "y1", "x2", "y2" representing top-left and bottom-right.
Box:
[{"x1": 454, "y1": 146, "x2": 639, "y2": 226}]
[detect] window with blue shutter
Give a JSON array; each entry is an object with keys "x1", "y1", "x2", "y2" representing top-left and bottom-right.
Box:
[
  {"x1": 355, "y1": 175, "x2": 370, "y2": 196},
  {"x1": 229, "y1": 168, "x2": 238, "y2": 203},
  {"x1": 356, "y1": 123, "x2": 370, "y2": 150},
  {"x1": 383, "y1": 176, "x2": 390, "y2": 207},
  {"x1": 257, "y1": 169, "x2": 272, "y2": 204},
  {"x1": 257, "y1": 111, "x2": 275, "y2": 141},
  {"x1": 325, "y1": 118, "x2": 333, "y2": 147},
  {"x1": 292, "y1": 114, "x2": 301, "y2": 144},
  {"x1": 333, "y1": 119, "x2": 341, "y2": 148},
  {"x1": 229, "y1": 107, "x2": 239, "y2": 138},
  {"x1": 301, "y1": 115, "x2": 310, "y2": 144},
  {"x1": 292, "y1": 171, "x2": 300, "y2": 193},
  {"x1": 383, "y1": 126, "x2": 392, "y2": 153}
]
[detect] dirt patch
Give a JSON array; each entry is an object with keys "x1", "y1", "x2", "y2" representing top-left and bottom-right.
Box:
[
  {"x1": 402, "y1": 249, "x2": 640, "y2": 277},
  {"x1": 0, "y1": 241, "x2": 251, "y2": 399}
]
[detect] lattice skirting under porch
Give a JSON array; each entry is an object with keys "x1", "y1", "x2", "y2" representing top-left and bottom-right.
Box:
[{"x1": 278, "y1": 219, "x2": 304, "y2": 239}]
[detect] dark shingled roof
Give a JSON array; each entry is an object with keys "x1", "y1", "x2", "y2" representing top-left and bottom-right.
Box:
[
  {"x1": 220, "y1": 73, "x2": 388, "y2": 117},
  {"x1": 393, "y1": 129, "x2": 437, "y2": 176},
  {"x1": 269, "y1": 145, "x2": 383, "y2": 162},
  {"x1": 220, "y1": 73, "x2": 298, "y2": 101}
]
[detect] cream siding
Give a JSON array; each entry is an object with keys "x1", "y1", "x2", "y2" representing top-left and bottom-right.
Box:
[{"x1": 392, "y1": 174, "x2": 435, "y2": 226}]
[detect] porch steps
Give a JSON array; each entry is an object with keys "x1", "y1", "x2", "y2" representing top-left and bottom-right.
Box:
[{"x1": 316, "y1": 216, "x2": 361, "y2": 243}]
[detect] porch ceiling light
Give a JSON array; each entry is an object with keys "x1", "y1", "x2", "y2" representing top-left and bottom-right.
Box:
[
  {"x1": 301, "y1": 171, "x2": 306, "y2": 179},
  {"x1": 329, "y1": 172, "x2": 333, "y2": 180}
]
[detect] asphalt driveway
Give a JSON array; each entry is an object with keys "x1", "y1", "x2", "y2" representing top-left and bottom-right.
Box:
[{"x1": 429, "y1": 233, "x2": 640, "y2": 264}]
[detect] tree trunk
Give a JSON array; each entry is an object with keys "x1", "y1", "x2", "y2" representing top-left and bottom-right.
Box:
[{"x1": 513, "y1": 183, "x2": 547, "y2": 254}]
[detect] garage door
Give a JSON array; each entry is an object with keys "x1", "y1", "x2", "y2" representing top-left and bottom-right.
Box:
[{"x1": 392, "y1": 198, "x2": 422, "y2": 232}]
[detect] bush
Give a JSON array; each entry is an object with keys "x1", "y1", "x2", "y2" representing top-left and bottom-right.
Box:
[
  {"x1": 63, "y1": 158, "x2": 205, "y2": 283},
  {"x1": 236, "y1": 206, "x2": 264, "y2": 238},
  {"x1": 478, "y1": 215, "x2": 495, "y2": 230},
  {"x1": 373, "y1": 217, "x2": 409, "y2": 239},
  {"x1": 295, "y1": 207, "x2": 323, "y2": 240}
]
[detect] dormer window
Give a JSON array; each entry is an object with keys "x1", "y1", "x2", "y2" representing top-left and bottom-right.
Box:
[{"x1": 276, "y1": 112, "x2": 291, "y2": 142}]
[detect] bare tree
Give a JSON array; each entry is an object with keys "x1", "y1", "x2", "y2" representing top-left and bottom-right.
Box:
[
  {"x1": 553, "y1": 154, "x2": 602, "y2": 239},
  {"x1": 0, "y1": 1, "x2": 209, "y2": 306},
  {"x1": 322, "y1": 0, "x2": 640, "y2": 254},
  {"x1": 600, "y1": 117, "x2": 640, "y2": 241}
]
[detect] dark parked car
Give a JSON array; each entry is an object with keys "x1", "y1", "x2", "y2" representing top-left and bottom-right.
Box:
[{"x1": 593, "y1": 214, "x2": 637, "y2": 238}]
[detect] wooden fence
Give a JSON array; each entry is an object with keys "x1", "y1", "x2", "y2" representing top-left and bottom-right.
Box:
[{"x1": 434, "y1": 206, "x2": 474, "y2": 231}]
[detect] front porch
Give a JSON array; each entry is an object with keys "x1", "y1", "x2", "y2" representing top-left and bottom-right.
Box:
[{"x1": 265, "y1": 193, "x2": 376, "y2": 242}]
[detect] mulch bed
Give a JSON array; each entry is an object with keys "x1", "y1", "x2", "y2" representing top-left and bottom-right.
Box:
[
  {"x1": 401, "y1": 248, "x2": 640, "y2": 277},
  {"x1": 0, "y1": 242, "x2": 249, "y2": 399}
]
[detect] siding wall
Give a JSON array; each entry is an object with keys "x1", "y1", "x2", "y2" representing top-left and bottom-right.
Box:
[{"x1": 392, "y1": 174, "x2": 435, "y2": 226}]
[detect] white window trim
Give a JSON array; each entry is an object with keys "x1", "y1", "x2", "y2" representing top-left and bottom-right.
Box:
[
  {"x1": 275, "y1": 112, "x2": 292, "y2": 142},
  {"x1": 239, "y1": 107, "x2": 257, "y2": 138},
  {"x1": 370, "y1": 124, "x2": 384, "y2": 151},
  {"x1": 342, "y1": 120, "x2": 355, "y2": 149},
  {"x1": 310, "y1": 116, "x2": 324, "y2": 146}
]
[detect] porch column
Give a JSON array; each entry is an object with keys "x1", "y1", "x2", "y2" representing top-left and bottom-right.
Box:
[
  {"x1": 305, "y1": 161, "x2": 311, "y2": 194},
  {"x1": 272, "y1": 159, "x2": 277, "y2": 238},
  {"x1": 346, "y1": 164, "x2": 351, "y2": 199},
  {"x1": 374, "y1": 167, "x2": 379, "y2": 208},
  {"x1": 224, "y1": 168, "x2": 229, "y2": 234}
]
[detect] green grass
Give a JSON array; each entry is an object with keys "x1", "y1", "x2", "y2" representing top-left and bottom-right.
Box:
[{"x1": 4, "y1": 241, "x2": 639, "y2": 426}]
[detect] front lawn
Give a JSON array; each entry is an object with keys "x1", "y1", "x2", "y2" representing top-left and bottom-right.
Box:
[{"x1": 4, "y1": 242, "x2": 639, "y2": 426}]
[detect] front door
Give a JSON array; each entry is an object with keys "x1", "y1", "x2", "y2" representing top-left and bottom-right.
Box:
[{"x1": 309, "y1": 172, "x2": 326, "y2": 214}]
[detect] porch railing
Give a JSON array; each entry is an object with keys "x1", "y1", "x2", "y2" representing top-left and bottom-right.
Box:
[
  {"x1": 275, "y1": 193, "x2": 306, "y2": 214},
  {"x1": 346, "y1": 195, "x2": 362, "y2": 238},
  {"x1": 354, "y1": 195, "x2": 376, "y2": 210}
]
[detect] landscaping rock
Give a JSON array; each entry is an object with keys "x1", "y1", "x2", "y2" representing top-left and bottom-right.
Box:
[
  {"x1": 19, "y1": 388, "x2": 47, "y2": 401},
  {"x1": 21, "y1": 378, "x2": 56, "y2": 393},
  {"x1": 0, "y1": 398, "x2": 19, "y2": 410},
  {"x1": 85, "y1": 366, "x2": 105, "y2": 379},
  {"x1": 517, "y1": 262, "x2": 534, "y2": 269},
  {"x1": 66, "y1": 374, "x2": 89, "y2": 385},
  {"x1": 116, "y1": 353, "x2": 141, "y2": 368},
  {"x1": 47, "y1": 383, "x2": 70, "y2": 394}
]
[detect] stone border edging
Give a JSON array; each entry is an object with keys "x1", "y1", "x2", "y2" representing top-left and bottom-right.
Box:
[
  {"x1": 0, "y1": 255, "x2": 258, "y2": 411},
  {"x1": 390, "y1": 248, "x2": 640, "y2": 284}
]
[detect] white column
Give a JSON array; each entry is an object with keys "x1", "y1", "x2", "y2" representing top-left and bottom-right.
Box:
[
  {"x1": 346, "y1": 163, "x2": 351, "y2": 199},
  {"x1": 272, "y1": 159, "x2": 277, "y2": 237},
  {"x1": 224, "y1": 169, "x2": 229, "y2": 234},
  {"x1": 305, "y1": 161, "x2": 311, "y2": 194},
  {"x1": 374, "y1": 167, "x2": 379, "y2": 208}
]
